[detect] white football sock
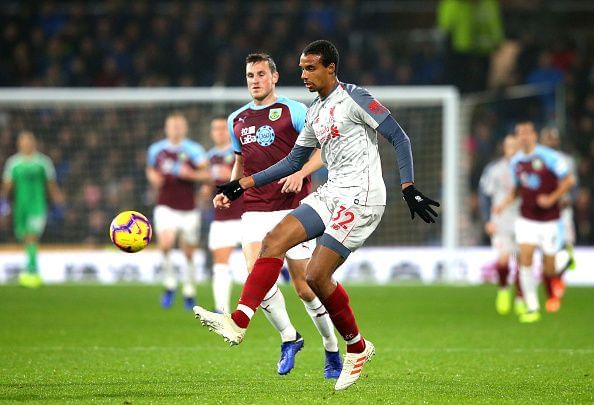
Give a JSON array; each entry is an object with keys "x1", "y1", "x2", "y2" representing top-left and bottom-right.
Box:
[
  {"x1": 182, "y1": 257, "x2": 196, "y2": 298},
  {"x1": 161, "y1": 251, "x2": 177, "y2": 291},
  {"x1": 519, "y1": 265, "x2": 539, "y2": 312},
  {"x1": 302, "y1": 297, "x2": 339, "y2": 352},
  {"x1": 212, "y1": 263, "x2": 232, "y2": 312},
  {"x1": 260, "y1": 285, "x2": 297, "y2": 342}
]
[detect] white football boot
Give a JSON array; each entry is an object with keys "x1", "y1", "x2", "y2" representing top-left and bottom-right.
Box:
[
  {"x1": 334, "y1": 339, "x2": 375, "y2": 391},
  {"x1": 193, "y1": 306, "x2": 246, "y2": 345}
]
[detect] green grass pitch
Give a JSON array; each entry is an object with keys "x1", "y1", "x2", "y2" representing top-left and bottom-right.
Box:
[{"x1": 1, "y1": 284, "x2": 593, "y2": 403}]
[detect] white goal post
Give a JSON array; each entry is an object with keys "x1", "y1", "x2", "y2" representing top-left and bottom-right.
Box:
[{"x1": 0, "y1": 86, "x2": 460, "y2": 253}]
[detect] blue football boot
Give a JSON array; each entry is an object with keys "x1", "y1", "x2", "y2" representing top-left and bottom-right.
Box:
[
  {"x1": 324, "y1": 350, "x2": 342, "y2": 379},
  {"x1": 277, "y1": 333, "x2": 304, "y2": 375},
  {"x1": 184, "y1": 296, "x2": 196, "y2": 311},
  {"x1": 161, "y1": 289, "x2": 175, "y2": 309}
]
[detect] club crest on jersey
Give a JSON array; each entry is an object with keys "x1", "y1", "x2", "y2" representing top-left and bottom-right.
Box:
[
  {"x1": 269, "y1": 108, "x2": 282, "y2": 121},
  {"x1": 256, "y1": 125, "x2": 275, "y2": 146},
  {"x1": 532, "y1": 159, "x2": 543, "y2": 171}
]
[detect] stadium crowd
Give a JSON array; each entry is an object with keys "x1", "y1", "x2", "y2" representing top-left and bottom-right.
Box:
[{"x1": 0, "y1": 1, "x2": 593, "y2": 245}]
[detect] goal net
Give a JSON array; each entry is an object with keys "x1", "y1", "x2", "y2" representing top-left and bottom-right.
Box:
[{"x1": 0, "y1": 87, "x2": 461, "y2": 251}]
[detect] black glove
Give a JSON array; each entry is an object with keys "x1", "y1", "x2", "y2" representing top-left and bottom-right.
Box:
[
  {"x1": 216, "y1": 179, "x2": 245, "y2": 201},
  {"x1": 402, "y1": 185, "x2": 440, "y2": 224}
]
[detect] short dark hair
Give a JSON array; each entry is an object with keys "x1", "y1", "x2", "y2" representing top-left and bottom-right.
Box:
[
  {"x1": 302, "y1": 40, "x2": 339, "y2": 73},
  {"x1": 245, "y1": 53, "x2": 277, "y2": 74}
]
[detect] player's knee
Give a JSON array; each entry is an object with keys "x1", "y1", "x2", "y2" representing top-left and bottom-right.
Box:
[
  {"x1": 260, "y1": 231, "x2": 287, "y2": 257},
  {"x1": 293, "y1": 278, "x2": 315, "y2": 301},
  {"x1": 305, "y1": 269, "x2": 323, "y2": 294}
]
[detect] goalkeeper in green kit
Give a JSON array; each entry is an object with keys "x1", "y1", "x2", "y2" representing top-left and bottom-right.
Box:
[{"x1": 1, "y1": 131, "x2": 63, "y2": 288}]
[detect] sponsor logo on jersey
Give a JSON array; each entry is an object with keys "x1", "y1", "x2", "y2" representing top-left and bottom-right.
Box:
[
  {"x1": 256, "y1": 125, "x2": 275, "y2": 146},
  {"x1": 269, "y1": 108, "x2": 282, "y2": 121},
  {"x1": 240, "y1": 126, "x2": 257, "y2": 145},
  {"x1": 520, "y1": 172, "x2": 541, "y2": 189}
]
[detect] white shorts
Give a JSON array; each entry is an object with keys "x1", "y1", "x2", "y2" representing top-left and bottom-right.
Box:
[
  {"x1": 208, "y1": 219, "x2": 242, "y2": 250},
  {"x1": 301, "y1": 191, "x2": 385, "y2": 252},
  {"x1": 514, "y1": 216, "x2": 559, "y2": 256},
  {"x1": 153, "y1": 205, "x2": 200, "y2": 245},
  {"x1": 241, "y1": 210, "x2": 313, "y2": 260}
]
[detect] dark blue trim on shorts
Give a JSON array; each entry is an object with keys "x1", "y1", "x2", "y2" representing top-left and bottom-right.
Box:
[
  {"x1": 319, "y1": 234, "x2": 351, "y2": 259},
  {"x1": 289, "y1": 203, "x2": 325, "y2": 240}
]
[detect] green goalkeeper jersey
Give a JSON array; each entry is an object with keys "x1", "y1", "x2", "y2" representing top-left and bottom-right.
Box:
[{"x1": 2, "y1": 152, "x2": 56, "y2": 214}]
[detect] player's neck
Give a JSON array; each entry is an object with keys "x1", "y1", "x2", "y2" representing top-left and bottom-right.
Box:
[
  {"x1": 253, "y1": 92, "x2": 277, "y2": 107},
  {"x1": 318, "y1": 79, "x2": 339, "y2": 99},
  {"x1": 523, "y1": 144, "x2": 536, "y2": 154},
  {"x1": 215, "y1": 142, "x2": 230, "y2": 151}
]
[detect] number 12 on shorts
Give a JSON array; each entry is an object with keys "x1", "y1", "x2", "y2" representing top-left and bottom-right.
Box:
[{"x1": 331, "y1": 204, "x2": 356, "y2": 231}]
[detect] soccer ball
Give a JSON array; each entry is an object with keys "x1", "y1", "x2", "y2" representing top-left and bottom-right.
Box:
[{"x1": 109, "y1": 210, "x2": 152, "y2": 253}]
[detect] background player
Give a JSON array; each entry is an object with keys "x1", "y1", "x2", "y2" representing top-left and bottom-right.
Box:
[
  {"x1": 223, "y1": 53, "x2": 341, "y2": 378},
  {"x1": 540, "y1": 127, "x2": 578, "y2": 282},
  {"x1": 494, "y1": 121, "x2": 575, "y2": 322},
  {"x1": 146, "y1": 112, "x2": 211, "y2": 310},
  {"x1": 195, "y1": 40, "x2": 439, "y2": 390},
  {"x1": 1, "y1": 131, "x2": 63, "y2": 288},
  {"x1": 479, "y1": 134, "x2": 521, "y2": 315},
  {"x1": 200, "y1": 115, "x2": 245, "y2": 313}
]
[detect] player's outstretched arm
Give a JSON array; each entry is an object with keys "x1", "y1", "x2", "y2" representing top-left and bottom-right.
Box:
[
  {"x1": 377, "y1": 115, "x2": 440, "y2": 223},
  {"x1": 278, "y1": 148, "x2": 323, "y2": 193},
  {"x1": 216, "y1": 145, "x2": 315, "y2": 202}
]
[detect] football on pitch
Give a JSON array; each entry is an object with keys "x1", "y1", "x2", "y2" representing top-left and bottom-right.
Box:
[{"x1": 109, "y1": 210, "x2": 152, "y2": 253}]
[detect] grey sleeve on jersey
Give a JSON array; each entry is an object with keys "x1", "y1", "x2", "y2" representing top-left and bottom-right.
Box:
[
  {"x1": 252, "y1": 145, "x2": 315, "y2": 187},
  {"x1": 377, "y1": 115, "x2": 414, "y2": 184}
]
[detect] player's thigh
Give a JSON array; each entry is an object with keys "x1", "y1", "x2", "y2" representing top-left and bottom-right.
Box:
[
  {"x1": 25, "y1": 213, "x2": 46, "y2": 238},
  {"x1": 242, "y1": 241, "x2": 262, "y2": 273},
  {"x1": 518, "y1": 243, "x2": 536, "y2": 267},
  {"x1": 212, "y1": 246, "x2": 234, "y2": 264},
  {"x1": 12, "y1": 207, "x2": 27, "y2": 241},
  {"x1": 208, "y1": 219, "x2": 241, "y2": 253}
]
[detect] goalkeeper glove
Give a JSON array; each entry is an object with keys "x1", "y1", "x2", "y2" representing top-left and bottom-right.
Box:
[
  {"x1": 402, "y1": 185, "x2": 440, "y2": 224},
  {"x1": 216, "y1": 179, "x2": 244, "y2": 201}
]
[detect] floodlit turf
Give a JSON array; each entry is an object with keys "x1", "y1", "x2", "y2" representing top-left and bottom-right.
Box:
[{"x1": 0, "y1": 284, "x2": 593, "y2": 403}]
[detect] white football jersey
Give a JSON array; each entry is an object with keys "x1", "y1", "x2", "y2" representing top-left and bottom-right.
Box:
[
  {"x1": 479, "y1": 157, "x2": 519, "y2": 233},
  {"x1": 296, "y1": 82, "x2": 390, "y2": 206}
]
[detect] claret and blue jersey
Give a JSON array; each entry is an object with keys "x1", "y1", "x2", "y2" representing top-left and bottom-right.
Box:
[
  {"x1": 510, "y1": 144, "x2": 569, "y2": 221},
  {"x1": 147, "y1": 138, "x2": 207, "y2": 211},
  {"x1": 227, "y1": 96, "x2": 311, "y2": 212}
]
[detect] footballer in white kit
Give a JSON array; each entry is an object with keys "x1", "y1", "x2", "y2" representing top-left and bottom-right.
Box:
[
  {"x1": 479, "y1": 134, "x2": 520, "y2": 315},
  {"x1": 198, "y1": 40, "x2": 439, "y2": 391}
]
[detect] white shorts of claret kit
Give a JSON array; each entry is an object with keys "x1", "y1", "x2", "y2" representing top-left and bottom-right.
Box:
[
  {"x1": 241, "y1": 210, "x2": 313, "y2": 260},
  {"x1": 153, "y1": 204, "x2": 200, "y2": 246},
  {"x1": 514, "y1": 216, "x2": 559, "y2": 256},
  {"x1": 208, "y1": 219, "x2": 242, "y2": 250},
  {"x1": 300, "y1": 190, "x2": 385, "y2": 252}
]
